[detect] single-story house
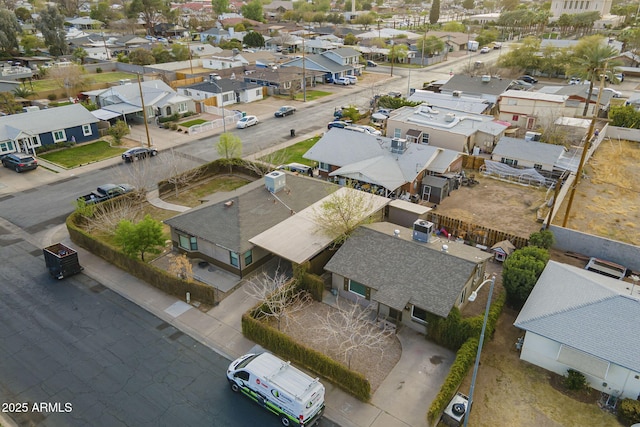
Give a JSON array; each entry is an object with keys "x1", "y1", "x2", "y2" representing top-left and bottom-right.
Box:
[
  {"x1": 386, "y1": 104, "x2": 510, "y2": 154},
  {"x1": 491, "y1": 137, "x2": 567, "y2": 173},
  {"x1": 177, "y1": 78, "x2": 263, "y2": 105},
  {"x1": 243, "y1": 66, "x2": 324, "y2": 95},
  {"x1": 84, "y1": 80, "x2": 195, "y2": 123},
  {"x1": 440, "y1": 75, "x2": 513, "y2": 106},
  {"x1": 281, "y1": 47, "x2": 362, "y2": 82},
  {"x1": 0, "y1": 104, "x2": 99, "y2": 155},
  {"x1": 324, "y1": 221, "x2": 493, "y2": 333},
  {"x1": 164, "y1": 172, "x2": 336, "y2": 278},
  {"x1": 536, "y1": 85, "x2": 614, "y2": 118},
  {"x1": 202, "y1": 51, "x2": 250, "y2": 70},
  {"x1": 514, "y1": 261, "x2": 640, "y2": 400},
  {"x1": 199, "y1": 27, "x2": 229, "y2": 44},
  {"x1": 65, "y1": 17, "x2": 104, "y2": 30},
  {"x1": 303, "y1": 128, "x2": 464, "y2": 199}
]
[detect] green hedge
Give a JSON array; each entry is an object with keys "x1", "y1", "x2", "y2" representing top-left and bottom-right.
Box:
[
  {"x1": 618, "y1": 398, "x2": 640, "y2": 425},
  {"x1": 67, "y1": 212, "x2": 217, "y2": 305},
  {"x1": 426, "y1": 292, "x2": 506, "y2": 425},
  {"x1": 242, "y1": 310, "x2": 371, "y2": 401},
  {"x1": 293, "y1": 262, "x2": 324, "y2": 302}
]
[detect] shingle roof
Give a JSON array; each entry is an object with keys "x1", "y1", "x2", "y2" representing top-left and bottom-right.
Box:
[
  {"x1": 164, "y1": 174, "x2": 335, "y2": 253},
  {"x1": 323, "y1": 47, "x2": 359, "y2": 58},
  {"x1": 0, "y1": 104, "x2": 98, "y2": 141},
  {"x1": 181, "y1": 78, "x2": 261, "y2": 93},
  {"x1": 440, "y1": 75, "x2": 513, "y2": 97},
  {"x1": 324, "y1": 223, "x2": 481, "y2": 317},
  {"x1": 492, "y1": 137, "x2": 566, "y2": 167},
  {"x1": 514, "y1": 261, "x2": 640, "y2": 373}
]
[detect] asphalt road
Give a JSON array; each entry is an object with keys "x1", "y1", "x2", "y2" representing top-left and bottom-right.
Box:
[{"x1": 0, "y1": 238, "x2": 341, "y2": 427}]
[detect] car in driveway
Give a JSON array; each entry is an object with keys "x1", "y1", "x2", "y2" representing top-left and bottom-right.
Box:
[
  {"x1": 366, "y1": 60, "x2": 378, "y2": 67},
  {"x1": 274, "y1": 106, "x2": 296, "y2": 117},
  {"x1": 345, "y1": 75, "x2": 358, "y2": 84},
  {"x1": 327, "y1": 120, "x2": 350, "y2": 129},
  {"x1": 480, "y1": 46, "x2": 491, "y2": 54},
  {"x1": 334, "y1": 77, "x2": 350, "y2": 85},
  {"x1": 236, "y1": 115, "x2": 259, "y2": 128},
  {"x1": 121, "y1": 147, "x2": 158, "y2": 162},
  {"x1": 357, "y1": 125, "x2": 382, "y2": 136},
  {"x1": 1, "y1": 152, "x2": 38, "y2": 172},
  {"x1": 518, "y1": 75, "x2": 538, "y2": 84}
]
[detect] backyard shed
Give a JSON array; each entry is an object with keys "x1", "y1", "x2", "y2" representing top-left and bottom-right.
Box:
[{"x1": 421, "y1": 175, "x2": 450, "y2": 203}]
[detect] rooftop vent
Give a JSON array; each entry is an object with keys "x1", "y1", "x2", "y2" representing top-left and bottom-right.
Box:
[
  {"x1": 441, "y1": 244, "x2": 449, "y2": 252},
  {"x1": 394, "y1": 229, "x2": 400, "y2": 237},
  {"x1": 452, "y1": 90, "x2": 462, "y2": 98},
  {"x1": 444, "y1": 113, "x2": 456, "y2": 122},
  {"x1": 265, "y1": 170, "x2": 286, "y2": 193}
]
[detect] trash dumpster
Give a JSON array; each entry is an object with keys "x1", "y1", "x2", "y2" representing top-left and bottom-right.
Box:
[
  {"x1": 290, "y1": 129, "x2": 295, "y2": 137},
  {"x1": 43, "y1": 243, "x2": 83, "y2": 279}
]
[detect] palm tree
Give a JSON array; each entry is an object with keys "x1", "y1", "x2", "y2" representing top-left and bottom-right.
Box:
[
  {"x1": 568, "y1": 37, "x2": 621, "y2": 117},
  {"x1": 13, "y1": 84, "x2": 36, "y2": 99}
]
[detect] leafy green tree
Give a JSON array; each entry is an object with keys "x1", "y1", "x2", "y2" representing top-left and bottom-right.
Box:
[
  {"x1": 341, "y1": 106, "x2": 360, "y2": 122},
  {"x1": 498, "y1": 36, "x2": 541, "y2": 72},
  {"x1": 107, "y1": 120, "x2": 130, "y2": 145},
  {"x1": 20, "y1": 34, "x2": 43, "y2": 55},
  {"x1": 15, "y1": 7, "x2": 31, "y2": 22},
  {"x1": 212, "y1": 0, "x2": 229, "y2": 16},
  {"x1": 343, "y1": 32, "x2": 357, "y2": 45},
  {"x1": 216, "y1": 132, "x2": 242, "y2": 172},
  {"x1": 171, "y1": 43, "x2": 190, "y2": 61},
  {"x1": 499, "y1": 0, "x2": 519, "y2": 11},
  {"x1": 243, "y1": 31, "x2": 265, "y2": 47},
  {"x1": 36, "y1": 6, "x2": 68, "y2": 56},
  {"x1": 377, "y1": 95, "x2": 420, "y2": 109},
  {"x1": 241, "y1": 0, "x2": 263, "y2": 22},
  {"x1": 114, "y1": 215, "x2": 165, "y2": 261},
  {"x1": 389, "y1": 43, "x2": 408, "y2": 62},
  {"x1": 442, "y1": 21, "x2": 465, "y2": 32},
  {"x1": 528, "y1": 230, "x2": 555, "y2": 249},
  {"x1": 417, "y1": 35, "x2": 445, "y2": 57},
  {"x1": 429, "y1": 0, "x2": 440, "y2": 25},
  {"x1": 568, "y1": 35, "x2": 621, "y2": 117},
  {"x1": 462, "y1": 0, "x2": 475, "y2": 10},
  {"x1": 0, "y1": 10, "x2": 20, "y2": 54},
  {"x1": 502, "y1": 246, "x2": 549, "y2": 308},
  {"x1": 73, "y1": 47, "x2": 88, "y2": 64},
  {"x1": 618, "y1": 28, "x2": 640, "y2": 66},
  {"x1": 609, "y1": 105, "x2": 640, "y2": 129},
  {"x1": 326, "y1": 12, "x2": 344, "y2": 24},
  {"x1": 354, "y1": 12, "x2": 375, "y2": 30},
  {"x1": 219, "y1": 39, "x2": 242, "y2": 49},
  {"x1": 128, "y1": 0, "x2": 166, "y2": 34},
  {"x1": 475, "y1": 29, "x2": 499, "y2": 47},
  {"x1": 90, "y1": 1, "x2": 119, "y2": 23},
  {"x1": 152, "y1": 44, "x2": 173, "y2": 63},
  {"x1": 0, "y1": 92, "x2": 21, "y2": 115},
  {"x1": 129, "y1": 48, "x2": 156, "y2": 65}
]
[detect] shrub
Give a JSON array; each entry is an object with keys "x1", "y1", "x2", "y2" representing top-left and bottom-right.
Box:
[
  {"x1": 47, "y1": 93, "x2": 57, "y2": 101},
  {"x1": 171, "y1": 123, "x2": 178, "y2": 130},
  {"x1": 96, "y1": 67, "x2": 103, "y2": 73},
  {"x1": 528, "y1": 229, "x2": 555, "y2": 249},
  {"x1": 618, "y1": 398, "x2": 640, "y2": 425},
  {"x1": 564, "y1": 369, "x2": 587, "y2": 391}
]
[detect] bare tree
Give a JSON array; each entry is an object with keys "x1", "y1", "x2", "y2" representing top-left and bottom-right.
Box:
[
  {"x1": 82, "y1": 196, "x2": 145, "y2": 233},
  {"x1": 168, "y1": 253, "x2": 193, "y2": 281},
  {"x1": 245, "y1": 268, "x2": 312, "y2": 331},
  {"x1": 163, "y1": 148, "x2": 205, "y2": 197},
  {"x1": 312, "y1": 298, "x2": 394, "y2": 369},
  {"x1": 312, "y1": 187, "x2": 380, "y2": 246},
  {"x1": 47, "y1": 64, "x2": 86, "y2": 97},
  {"x1": 244, "y1": 146, "x2": 291, "y2": 176}
]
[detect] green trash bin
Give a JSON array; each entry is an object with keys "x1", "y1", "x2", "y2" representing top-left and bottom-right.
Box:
[{"x1": 241, "y1": 112, "x2": 246, "y2": 117}]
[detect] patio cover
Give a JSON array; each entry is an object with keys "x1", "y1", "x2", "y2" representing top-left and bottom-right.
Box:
[
  {"x1": 102, "y1": 103, "x2": 142, "y2": 115},
  {"x1": 91, "y1": 108, "x2": 122, "y2": 120}
]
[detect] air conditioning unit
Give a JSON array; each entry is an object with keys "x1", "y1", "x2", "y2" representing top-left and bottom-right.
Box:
[
  {"x1": 444, "y1": 113, "x2": 456, "y2": 122},
  {"x1": 412, "y1": 219, "x2": 433, "y2": 243},
  {"x1": 391, "y1": 138, "x2": 407, "y2": 154},
  {"x1": 264, "y1": 171, "x2": 286, "y2": 193},
  {"x1": 524, "y1": 131, "x2": 541, "y2": 142},
  {"x1": 452, "y1": 90, "x2": 462, "y2": 97}
]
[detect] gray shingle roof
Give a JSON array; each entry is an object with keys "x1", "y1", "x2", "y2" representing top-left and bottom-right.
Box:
[
  {"x1": 324, "y1": 224, "x2": 479, "y2": 317},
  {"x1": 0, "y1": 104, "x2": 98, "y2": 141},
  {"x1": 181, "y1": 78, "x2": 261, "y2": 93},
  {"x1": 492, "y1": 137, "x2": 566, "y2": 167},
  {"x1": 164, "y1": 174, "x2": 335, "y2": 253},
  {"x1": 281, "y1": 54, "x2": 351, "y2": 73},
  {"x1": 440, "y1": 75, "x2": 513, "y2": 97},
  {"x1": 514, "y1": 261, "x2": 640, "y2": 373}
]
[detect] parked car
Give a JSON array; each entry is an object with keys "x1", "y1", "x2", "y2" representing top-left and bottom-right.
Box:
[
  {"x1": 236, "y1": 115, "x2": 259, "y2": 129},
  {"x1": 387, "y1": 91, "x2": 402, "y2": 98},
  {"x1": 492, "y1": 42, "x2": 502, "y2": 49},
  {"x1": 376, "y1": 108, "x2": 393, "y2": 117},
  {"x1": 122, "y1": 147, "x2": 158, "y2": 162},
  {"x1": 480, "y1": 47, "x2": 491, "y2": 54},
  {"x1": 366, "y1": 60, "x2": 378, "y2": 67},
  {"x1": 334, "y1": 77, "x2": 350, "y2": 85},
  {"x1": 518, "y1": 75, "x2": 538, "y2": 84},
  {"x1": 345, "y1": 75, "x2": 358, "y2": 84},
  {"x1": 1, "y1": 152, "x2": 38, "y2": 172},
  {"x1": 357, "y1": 125, "x2": 382, "y2": 136},
  {"x1": 593, "y1": 87, "x2": 622, "y2": 98},
  {"x1": 569, "y1": 77, "x2": 589, "y2": 85},
  {"x1": 512, "y1": 80, "x2": 534, "y2": 90},
  {"x1": 327, "y1": 121, "x2": 349, "y2": 129},
  {"x1": 274, "y1": 106, "x2": 296, "y2": 117}
]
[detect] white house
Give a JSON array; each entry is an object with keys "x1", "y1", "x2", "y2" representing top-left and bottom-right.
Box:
[
  {"x1": 178, "y1": 78, "x2": 263, "y2": 105},
  {"x1": 514, "y1": 261, "x2": 640, "y2": 400},
  {"x1": 202, "y1": 51, "x2": 250, "y2": 70}
]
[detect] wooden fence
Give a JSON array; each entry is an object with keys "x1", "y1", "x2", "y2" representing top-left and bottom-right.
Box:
[{"x1": 426, "y1": 211, "x2": 530, "y2": 249}]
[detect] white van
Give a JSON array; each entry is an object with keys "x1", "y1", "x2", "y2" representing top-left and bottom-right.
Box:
[{"x1": 227, "y1": 352, "x2": 325, "y2": 427}]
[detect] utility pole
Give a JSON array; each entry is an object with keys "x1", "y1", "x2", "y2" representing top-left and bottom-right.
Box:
[
  {"x1": 137, "y1": 73, "x2": 152, "y2": 148},
  {"x1": 562, "y1": 63, "x2": 608, "y2": 227},
  {"x1": 302, "y1": 28, "x2": 306, "y2": 102},
  {"x1": 390, "y1": 41, "x2": 394, "y2": 77}
]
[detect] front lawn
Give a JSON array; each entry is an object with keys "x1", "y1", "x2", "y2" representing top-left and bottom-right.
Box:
[
  {"x1": 292, "y1": 90, "x2": 332, "y2": 101},
  {"x1": 163, "y1": 175, "x2": 252, "y2": 207},
  {"x1": 39, "y1": 140, "x2": 127, "y2": 168},
  {"x1": 258, "y1": 135, "x2": 321, "y2": 166},
  {"x1": 179, "y1": 119, "x2": 208, "y2": 128}
]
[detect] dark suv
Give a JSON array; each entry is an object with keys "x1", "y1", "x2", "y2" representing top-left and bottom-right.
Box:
[
  {"x1": 1, "y1": 152, "x2": 38, "y2": 172},
  {"x1": 121, "y1": 147, "x2": 158, "y2": 162}
]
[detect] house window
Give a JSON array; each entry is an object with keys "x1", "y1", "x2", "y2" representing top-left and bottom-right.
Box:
[
  {"x1": 393, "y1": 128, "x2": 402, "y2": 138},
  {"x1": 534, "y1": 163, "x2": 543, "y2": 170},
  {"x1": 255, "y1": 89, "x2": 260, "y2": 96},
  {"x1": 459, "y1": 288, "x2": 466, "y2": 304},
  {"x1": 319, "y1": 162, "x2": 330, "y2": 172},
  {"x1": 421, "y1": 133, "x2": 430, "y2": 144},
  {"x1": 0, "y1": 141, "x2": 15, "y2": 153},
  {"x1": 501, "y1": 158, "x2": 518, "y2": 166},
  {"x1": 52, "y1": 130, "x2": 66, "y2": 143},
  {"x1": 348, "y1": 279, "x2": 368, "y2": 299},
  {"x1": 244, "y1": 250, "x2": 253, "y2": 266},
  {"x1": 178, "y1": 234, "x2": 197, "y2": 251},
  {"x1": 411, "y1": 305, "x2": 428, "y2": 324},
  {"x1": 184, "y1": 90, "x2": 191, "y2": 96},
  {"x1": 177, "y1": 102, "x2": 187, "y2": 113},
  {"x1": 82, "y1": 124, "x2": 92, "y2": 136},
  {"x1": 512, "y1": 115, "x2": 519, "y2": 121},
  {"x1": 230, "y1": 252, "x2": 239, "y2": 267},
  {"x1": 223, "y1": 93, "x2": 231, "y2": 102}
]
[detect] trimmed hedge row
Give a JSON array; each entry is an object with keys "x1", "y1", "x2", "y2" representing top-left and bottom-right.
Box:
[
  {"x1": 619, "y1": 398, "x2": 640, "y2": 425},
  {"x1": 293, "y1": 262, "x2": 324, "y2": 302},
  {"x1": 426, "y1": 292, "x2": 506, "y2": 425},
  {"x1": 67, "y1": 213, "x2": 217, "y2": 305},
  {"x1": 242, "y1": 311, "x2": 371, "y2": 401}
]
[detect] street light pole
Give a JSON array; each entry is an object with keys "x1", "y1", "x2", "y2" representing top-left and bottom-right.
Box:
[{"x1": 463, "y1": 274, "x2": 496, "y2": 427}]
